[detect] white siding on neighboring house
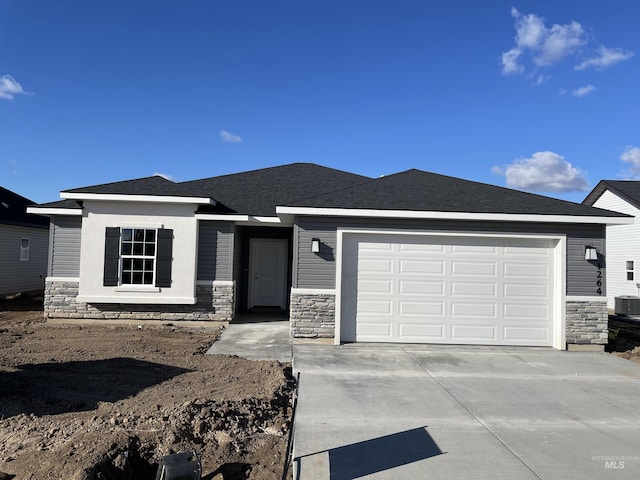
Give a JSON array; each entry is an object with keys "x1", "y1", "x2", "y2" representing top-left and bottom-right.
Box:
[
  {"x1": 593, "y1": 190, "x2": 640, "y2": 309},
  {"x1": 0, "y1": 224, "x2": 49, "y2": 296}
]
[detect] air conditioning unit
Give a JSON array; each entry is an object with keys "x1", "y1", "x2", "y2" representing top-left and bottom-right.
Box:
[{"x1": 614, "y1": 296, "x2": 640, "y2": 316}]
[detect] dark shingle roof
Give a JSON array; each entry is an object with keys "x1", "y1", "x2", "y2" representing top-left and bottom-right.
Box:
[
  {"x1": 37, "y1": 199, "x2": 84, "y2": 210},
  {"x1": 44, "y1": 165, "x2": 627, "y2": 219},
  {"x1": 583, "y1": 180, "x2": 640, "y2": 209},
  {"x1": 181, "y1": 163, "x2": 371, "y2": 216},
  {"x1": 286, "y1": 169, "x2": 628, "y2": 217},
  {"x1": 63, "y1": 175, "x2": 190, "y2": 197},
  {"x1": 0, "y1": 187, "x2": 50, "y2": 228}
]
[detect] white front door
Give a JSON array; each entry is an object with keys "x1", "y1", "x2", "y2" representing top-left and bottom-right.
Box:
[
  {"x1": 249, "y1": 239, "x2": 287, "y2": 309},
  {"x1": 342, "y1": 233, "x2": 556, "y2": 346}
]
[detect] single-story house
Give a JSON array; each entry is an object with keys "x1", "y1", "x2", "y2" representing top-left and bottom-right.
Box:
[
  {"x1": 28, "y1": 163, "x2": 632, "y2": 349},
  {"x1": 1, "y1": 186, "x2": 50, "y2": 297},
  {"x1": 583, "y1": 181, "x2": 640, "y2": 311}
]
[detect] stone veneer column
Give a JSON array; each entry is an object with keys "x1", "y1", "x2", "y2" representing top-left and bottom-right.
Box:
[
  {"x1": 565, "y1": 299, "x2": 608, "y2": 345},
  {"x1": 43, "y1": 278, "x2": 234, "y2": 322},
  {"x1": 289, "y1": 289, "x2": 335, "y2": 338}
]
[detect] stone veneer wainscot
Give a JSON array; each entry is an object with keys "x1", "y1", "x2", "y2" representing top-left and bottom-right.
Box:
[
  {"x1": 44, "y1": 279, "x2": 234, "y2": 321},
  {"x1": 565, "y1": 299, "x2": 608, "y2": 345},
  {"x1": 290, "y1": 290, "x2": 335, "y2": 338}
]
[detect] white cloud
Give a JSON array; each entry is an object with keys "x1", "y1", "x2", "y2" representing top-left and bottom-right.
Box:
[
  {"x1": 153, "y1": 172, "x2": 175, "y2": 181},
  {"x1": 0, "y1": 75, "x2": 28, "y2": 100},
  {"x1": 558, "y1": 88, "x2": 567, "y2": 96},
  {"x1": 572, "y1": 84, "x2": 596, "y2": 97},
  {"x1": 620, "y1": 146, "x2": 640, "y2": 178},
  {"x1": 501, "y1": 48, "x2": 524, "y2": 75},
  {"x1": 219, "y1": 130, "x2": 243, "y2": 143},
  {"x1": 494, "y1": 151, "x2": 589, "y2": 193},
  {"x1": 575, "y1": 45, "x2": 634, "y2": 71},
  {"x1": 502, "y1": 9, "x2": 586, "y2": 75}
]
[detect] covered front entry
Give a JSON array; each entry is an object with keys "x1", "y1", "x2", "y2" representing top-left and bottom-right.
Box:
[
  {"x1": 340, "y1": 232, "x2": 559, "y2": 346},
  {"x1": 234, "y1": 226, "x2": 293, "y2": 313}
]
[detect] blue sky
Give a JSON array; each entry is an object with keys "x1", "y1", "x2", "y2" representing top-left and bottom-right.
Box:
[{"x1": 1, "y1": 1, "x2": 638, "y2": 204}]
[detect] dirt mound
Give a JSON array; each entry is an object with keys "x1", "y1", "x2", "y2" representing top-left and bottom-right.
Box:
[{"x1": 0, "y1": 300, "x2": 294, "y2": 479}]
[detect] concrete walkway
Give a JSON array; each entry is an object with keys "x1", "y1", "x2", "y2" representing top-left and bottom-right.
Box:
[
  {"x1": 206, "y1": 319, "x2": 292, "y2": 362},
  {"x1": 292, "y1": 344, "x2": 640, "y2": 480}
]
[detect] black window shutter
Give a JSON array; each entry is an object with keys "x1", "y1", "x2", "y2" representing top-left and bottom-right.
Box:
[
  {"x1": 103, "y1": 227, "x2": 120, "y2": 286},
  {"x1": 156, "y1": 228, "x2": 173, "y2": 287}
]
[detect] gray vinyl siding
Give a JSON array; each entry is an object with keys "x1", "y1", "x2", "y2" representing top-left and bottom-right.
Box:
[
  {"x1": 0, "y1": 223, "x2": 49, "y2": 295},
  {"x1": 565, "y1": 225, "x2": 605, "y2": 296},
  {"x1": 295, "y1": 216, "x2": 606, "y2": 297},
  {"x1": 197, "y1": 221, "x2": 234, "y2": 281},
  {"x1": 50, "y1": 216, "x2": 81, "y2": 278}
]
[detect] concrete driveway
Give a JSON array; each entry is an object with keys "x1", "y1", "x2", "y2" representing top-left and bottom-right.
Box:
[{"x1": 292, "y1": 345, "x2": 640, "y2": 479}]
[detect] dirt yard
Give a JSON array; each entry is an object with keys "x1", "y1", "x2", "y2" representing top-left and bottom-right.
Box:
[
  {"x1": 607, "y1": 316, "x2": 640, "y2": 363},
  {"x1": 0, "y1": 297, "x2": 294, "y2": 480}
]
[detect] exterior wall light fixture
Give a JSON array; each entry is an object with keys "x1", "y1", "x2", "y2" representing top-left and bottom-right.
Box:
[
  {"x1": 585, "y1": 246, "x2": 598, "y2": 261},
  {"x1": 311, "y1": 238, "x2": 320, "y2": 253}
]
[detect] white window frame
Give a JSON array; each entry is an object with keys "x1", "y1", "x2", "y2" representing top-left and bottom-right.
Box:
[
  {"x1": 19, "y1": 238, "x2": 30, "y2": 262},
  {"x1": 119, "y1": 228, "x2": 157, "y2": 286},
  {"x1": 626, "y1": 260, "x2": 634, "y2": 281}
]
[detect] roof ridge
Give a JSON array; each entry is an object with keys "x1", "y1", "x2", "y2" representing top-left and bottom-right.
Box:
[{"x1": 179, "y1": 162, "x2": 328, "y2": 184}]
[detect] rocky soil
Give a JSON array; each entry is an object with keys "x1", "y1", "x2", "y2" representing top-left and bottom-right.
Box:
[
  {"x1": 608, "y1": 316, "x2": 640, "y2": 363},
  {"x1": 0, "y1": 296, "x2": 294, "y2": 480}
]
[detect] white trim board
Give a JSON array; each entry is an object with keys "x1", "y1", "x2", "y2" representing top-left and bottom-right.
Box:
[
  {"x1": 276, "y1": 206, "x2": 632, "y2": 225},
  {"x1": 61, "y1": 192, "x2": 214, "y2": 205},
  {"x1": 27, "y1": 207, "x2": 82, "y2": 216}
]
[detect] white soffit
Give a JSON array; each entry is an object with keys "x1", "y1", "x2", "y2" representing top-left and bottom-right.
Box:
[
  {"x1": 194, "y1": 214, "x2": 287, "y2": 225},
  {"x1": 275, "y1": 206, "x2": 633, "y2": 225}
]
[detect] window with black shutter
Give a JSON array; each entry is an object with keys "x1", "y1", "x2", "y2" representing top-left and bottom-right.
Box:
[{"x1": 103, "y1": 227, "x2": 173, "y2": 287}]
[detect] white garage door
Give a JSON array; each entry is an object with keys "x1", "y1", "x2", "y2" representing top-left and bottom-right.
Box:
[{"x1": 341, "y1": 234, "x2": 557, "y2": 346}]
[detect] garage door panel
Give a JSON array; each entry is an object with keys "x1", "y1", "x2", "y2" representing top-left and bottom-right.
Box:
[
  {"x1": 358, "y1": 280, "x2": 392, "y2": 294},
  {"x1": 451, "y1": 324, "x2": 497, "y2": 341},
  {"x1": 503, "y1": 303, "x2": 548, "y2": 318},
  {"x1": 399, "y1": 280, "x2": 444, "y2": 295},
  {"x1": 357, "y1": 321, "x2": 392, "y2": 339},
  {"x1": 399, "y1": 260, "x2": 444, "y2": 274},
  {"x1": 503, "y1": 326, "x2": 549, "y2": 341},
  {"x1": 504, "y1": 245, "x2": 551, "y2": 255},
  {"x1": 399, "y1": 301, "x2": 444, "y2": 316},
  {"x1": 451, "y1": 302, "x2": 496, "y2": 318},
  {"x1": 504, "y1": 262, "x2": 549, "y2": 277},
  {"x1": 452, "y1": 281, "x2": 496, "y2": 297},
  {"x1": 452, "y1": 261, "x2": 496, "y2": 276},
  {"x1": 399, "y1": 243, "x2": 444, "y2": 252},
  {"x1": 504, "y1": 284, "x2": 548, "y2": 298},
  {"x1": 358, "y1": 300, "x2": 392, "y2": 314},
  {"x1": 399, "y1": 323, "x2": 445, "y2": 339},
  {"x1": 344, "y1": 234, "x2": 556, "y2": 347},
  {"x1": 451, "y1": 244, "x2": 497, "y2": 254},
  {"x1": 360, "y1": 242, "x2": 393, "y2": 251},
  {"x1": 360, "y1": 259, "x2": 393, "y2": 273}
]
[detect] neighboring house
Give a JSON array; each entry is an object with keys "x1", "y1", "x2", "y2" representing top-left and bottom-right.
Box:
[
  {"x1": 28, "y1": 163, "x2": 631, "y2": 349},
  {"x1": 583, "y1": 181, "x2": 640, "y2": 310},
  {"x1": 1, "y1": 186, "x2": 49, "y2": 297}
]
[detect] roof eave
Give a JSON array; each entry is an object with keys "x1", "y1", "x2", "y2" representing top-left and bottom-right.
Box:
[
  {"x1": 26, "y1": 206, "x2": 83, "y2": 216},
  {"x1": 60, "y1": 192, "x2": 215, "y2": 205},
  {"x1": 275, "y1": 206, "x2": 633, "y2": 225},
  {"x1": 584, "y1": 181, "x2": 640, "y2": 211},
  {"x1": 194, "y1": 213, "x2": 291, "y2": 226}
]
